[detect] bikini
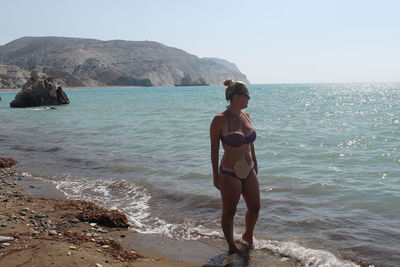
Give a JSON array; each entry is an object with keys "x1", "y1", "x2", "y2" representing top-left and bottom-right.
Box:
[{"x1": 220, "y1": 112, "x2": 257, "y2": 181}]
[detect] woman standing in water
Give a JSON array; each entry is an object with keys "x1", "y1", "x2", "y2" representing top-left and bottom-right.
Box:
[{"x1": 210, "y1": 80, "x2": 260, "y2": 253}]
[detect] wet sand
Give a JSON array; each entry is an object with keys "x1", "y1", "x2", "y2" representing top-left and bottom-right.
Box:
[{"x1": 0, "y1": 165, "x2": 299, "y2": 267}]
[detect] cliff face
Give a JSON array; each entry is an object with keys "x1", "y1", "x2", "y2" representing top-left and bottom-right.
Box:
[
  {"x1": 0, "y1": 62, "x2": 30, "y2": 89},
  {"x1": 0, "y1": 37, "x2": 249, "y2": 88},
  {"x1": 203, "y1": 57, "x2": 243, "y2": 73}
]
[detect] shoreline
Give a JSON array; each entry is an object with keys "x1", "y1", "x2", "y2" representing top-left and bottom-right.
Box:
[
  {"x1": 0, "y1": 86, "x2": 141, "y2": 92},
  {"x1": 0, "y1": 164, "x2": 299, "y2": 267},
  {"x1": 0, "y1": 167, "x2": 202, "y2": 266},
  {"x1": 0, "y1": 88, "x2": 19, "y2": 92}
]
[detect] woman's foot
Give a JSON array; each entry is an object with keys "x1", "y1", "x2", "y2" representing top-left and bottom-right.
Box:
[{"x1": 242, "y1": 232, "x2": 254, "y2": 247}]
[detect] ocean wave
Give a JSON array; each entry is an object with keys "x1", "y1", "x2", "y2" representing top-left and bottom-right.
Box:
[
  {"x1": 35, "y1": 174, "x2": 218, "y2": 240},
  {"x1": 256, "y1": 239, "x2": 360, "y2": 267},
  {"x1": 9, "y1": 145, "x2": 62, "y2": 153}
]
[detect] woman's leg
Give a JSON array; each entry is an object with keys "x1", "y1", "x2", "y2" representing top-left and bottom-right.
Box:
[
  {"x1": 241, "y1": 170, "x2": 260, "y2": 245},
  {"x1": 219, "y1": 173, "x2": 242, "y2": 253}
]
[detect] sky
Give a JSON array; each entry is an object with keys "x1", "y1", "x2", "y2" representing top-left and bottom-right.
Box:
[{"x1": 1, "y1": 0, "x2": 399, "y2": 84}]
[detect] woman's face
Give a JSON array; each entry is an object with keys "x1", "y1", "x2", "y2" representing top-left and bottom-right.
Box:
[{"x1": 233, "y1": 93, "x2": 250, "y2": 108}]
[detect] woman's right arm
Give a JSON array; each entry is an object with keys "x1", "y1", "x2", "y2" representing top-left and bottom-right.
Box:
[{"x1": 210, "y1": 116, "x2": 221, "y2": 190}]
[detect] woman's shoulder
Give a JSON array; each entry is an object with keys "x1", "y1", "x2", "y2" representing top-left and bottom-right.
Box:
[
  {"x1": 213, "y1": 111, "x2": 227, "y2": 119},
  {"x1": 211, "y1": 112, "x2": 226, "y2": 124},
  {"x1": 242, "y1": 111, "x2": 250, "y2": 118}
]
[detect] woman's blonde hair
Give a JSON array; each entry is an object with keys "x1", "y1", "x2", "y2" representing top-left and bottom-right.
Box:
[{"x1": 223, "y1": 79, "x2": 248, "y2": 101}]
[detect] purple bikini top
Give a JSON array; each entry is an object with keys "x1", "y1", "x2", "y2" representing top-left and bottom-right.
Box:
[
  {"x1": 221, "y1": 111, "x2": 257, "y2": 147},
  {"x1": 221, "y1": 130, "x2": 257, "y2": 147}
]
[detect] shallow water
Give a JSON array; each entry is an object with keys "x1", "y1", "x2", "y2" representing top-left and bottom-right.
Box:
[{"x1": 1, "y1": 83, "x2": 399, "y2": 266}]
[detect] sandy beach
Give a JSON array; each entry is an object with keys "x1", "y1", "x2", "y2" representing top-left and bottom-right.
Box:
[{"x1": 0, "y1": 160, "x2": 299, "y2": 267}]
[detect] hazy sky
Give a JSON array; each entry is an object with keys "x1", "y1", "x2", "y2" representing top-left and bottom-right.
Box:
[{"x1": 1, "y1": 0, "x2": 399, "y2": 84}]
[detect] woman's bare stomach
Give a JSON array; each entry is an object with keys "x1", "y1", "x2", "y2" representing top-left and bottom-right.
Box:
[{"x1": 220, "y1": 144, "x2": 253, "y2": 169}]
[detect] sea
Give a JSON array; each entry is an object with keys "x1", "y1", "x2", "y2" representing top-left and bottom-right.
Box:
[{"x1": 1, "y1": 83, "x2": 399, "y2": 266}]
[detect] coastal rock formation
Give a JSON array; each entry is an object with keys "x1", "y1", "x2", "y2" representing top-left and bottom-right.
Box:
[
  {"x1": 67, "y1": 200, "x2": 129, "y2": 228},
  {"x1": 0, "y1": 157, "x2": 16, "y2": 168},
  {"x1": 0, "y1": 36, "x2": 249, "y2": 88},
  {"x1": 10, "y1": 70, "x2": 69, "y2": 108}
]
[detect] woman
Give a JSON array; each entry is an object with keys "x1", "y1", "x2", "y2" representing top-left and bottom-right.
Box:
[{"x1": 210, "y1": 79, "x2": 260, "y2": 253}]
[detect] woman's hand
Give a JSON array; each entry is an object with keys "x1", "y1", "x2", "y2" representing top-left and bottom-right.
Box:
[{"x1": 213, "y1": 174, "x2": 221, "y2": 190}]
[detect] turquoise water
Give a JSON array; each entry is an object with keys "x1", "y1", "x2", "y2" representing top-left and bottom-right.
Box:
[{"x1": 1, "y1": 83, "x2": 399, "y2": 266}]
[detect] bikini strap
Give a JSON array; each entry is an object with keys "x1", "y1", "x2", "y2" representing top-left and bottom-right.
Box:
[{"x1": 242, "y1": 112, "x2": 252, "y2": 125}]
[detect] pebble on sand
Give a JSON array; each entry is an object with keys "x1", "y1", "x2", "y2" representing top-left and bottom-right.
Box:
[
  {"x1": 49, "y1": 230, "x2": 58, "y2": 236},
  {"x1": 0, "y1": 236, "x2": 13, "y2": 242}
]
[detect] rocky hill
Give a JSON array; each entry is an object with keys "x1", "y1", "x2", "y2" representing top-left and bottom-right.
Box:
[
  {"x1": 0, "y1": 37, "x2": 248, "y2": 88},
  {"x1": 0, "y1": 62, "x2": 30, "y2": 89},
  {"x1": 203, "y1": 57, "x2": 242, "y2": 73}
]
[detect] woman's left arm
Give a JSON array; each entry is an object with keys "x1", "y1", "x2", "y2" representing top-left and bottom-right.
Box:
[
  {"x1": 245, "y1": 112, "x2": 258, "y2": 174},
  {"x1": 250, "y1": 143, "x2": 258, "y2": 175}
]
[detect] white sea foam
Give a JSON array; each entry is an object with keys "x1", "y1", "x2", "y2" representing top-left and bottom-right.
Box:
[
  {"x1": 255, "y1": 239, "x2": 360, "y2": 267},
  {"x1": 37, "y1": 175, "x2": 215, "y2": 240}
]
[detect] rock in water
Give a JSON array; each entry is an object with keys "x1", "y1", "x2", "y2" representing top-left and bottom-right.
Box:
[{"x1": 10, "y1": 70, "x2": 70, "y2": 108}]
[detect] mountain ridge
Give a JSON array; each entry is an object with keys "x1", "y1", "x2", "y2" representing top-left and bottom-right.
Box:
[{"x1": 0, "y1": 36, "x2": 248, "y2": 88}]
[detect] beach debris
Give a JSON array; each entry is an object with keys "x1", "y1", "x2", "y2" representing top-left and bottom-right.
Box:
[
  {"x1": 66, "y1": 200, "x2": 129, "y2": 228},
  {"x1": 96, "y1": 264, "x2": 103, "y2": 267},
  {"x1": 0, "y1": 157, "x2": 16, "y2": 168},
  {"x1": 0, "y1": 236, "x2": 14, "y2": 242},
  {"x1": 67, "y1": 252, "x2": 72, "y2": 256},
  {"x1": 69, "y1": 245, "x2": 78, "y2": 250}
]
